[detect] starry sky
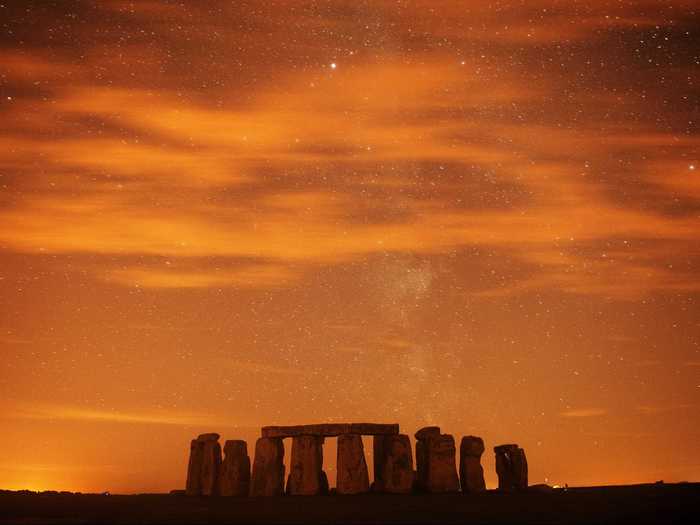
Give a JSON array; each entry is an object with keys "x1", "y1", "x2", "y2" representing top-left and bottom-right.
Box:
[{"x1": 0, "y1": 0, "x2": 699, "y2": 493}]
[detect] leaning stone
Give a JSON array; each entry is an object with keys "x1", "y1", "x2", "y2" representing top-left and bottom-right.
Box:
[
  {"x1": 185, "y1": 439, "x2": 204, "y2": 496},
  {"x1": 377, "y1": 434, "x2": 414, "y2": 493},
  {"x1": 336, "y1": 434, "x2": 369, "y2": 494},
  {"x1": 200, "y1": 438, "x2": 222, "y2": 496},
  {"x1": 459, "y1": 436, "x2": 486, "y2": 493},
  {"x1": 218, "y1": 440, "x2": 250, "y2": 497},
  {"x1": 250, "y1": 437, "x2": 285, "y2": 497},
  {"x1": 286, "y1": 435, "x2": 326, "y2": 495},
  {"x1": 423, "y1": 434, "x2": 460, "y2": 492},
  {"x1": 494, "y1": 444, "x2": 528, "y2": 491}
]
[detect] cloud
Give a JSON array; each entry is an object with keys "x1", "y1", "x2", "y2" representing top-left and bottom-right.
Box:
[
  {"x1": 560, "y1": 408, "x2": 608, "y2": 418},
  {"x1": 8, "y1": 404, "x2": 258, "y2": 428}
]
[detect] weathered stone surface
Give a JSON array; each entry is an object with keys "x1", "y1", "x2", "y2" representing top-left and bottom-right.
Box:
[
  {"x1": 186, "y1": 434, "x2": 222, "y2": 496},
  {"x1": 261, "y1": 423, "x2": 398, "y2": 438},
  {"x1": 286, "y1": 435, "x2": 327, "y2": 495},
  {"x1": 185, "y1": 439, "x2": 204, "y2": 496},
  {"x1": 200, "y1": 439, "x2": 222, "y2": 496},
  {"x1": 416, "y1": 433, "x2": 459, "y2": 492},
  {"x1": 375, "y1": 434, "x2": 414, "y2": 493},
  {"x1": 414, "y1": 426, "x2": 441, "y2": 441},
  {"x1": 494, "y1": 444, "x2": 528, "y2": 491},
  {"x1": 218, "y1": 440, "x2": 250, "y2": 497},
  {"x1": 459, "y1": 436, "x2": 486, "y2": 493},
  {"x1": 336, "y1": 434, "x2": 369, "y2": 494},
  {"x1": 250, "y1": 437, "x2": 285, "y2": 497}
]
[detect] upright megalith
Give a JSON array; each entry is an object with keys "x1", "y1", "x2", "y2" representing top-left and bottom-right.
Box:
[
  {"x1": 415, "y1": 427, "x2": 459, "y2": 493},
  {"x1": 218, "y1": 440, "x2": 250, "y2": 497},
  {"x1": 186, "y1": 433, "x2": 222, "y2": 496},
  {"x1": 250, "y1": 437, "x2": 285, "y2": 497},
  {"x1": 459, "y1": 436, "x2": 486, "y2": 493},
  {"x1": 494, "y1": 444, "x2": 528, "y2": 491},
  {"x1": 186, "y1": 439, "x2": 204, "y2": 496},
  {"x1": 286, "y1": 435, "x2": 327, "y2": 495},
  {"x1": 375, "y1": 434, "x2": 414, "y2": 493},
  {"x1": 336, "y1": 434, "x2": 370, "y2": 494}
]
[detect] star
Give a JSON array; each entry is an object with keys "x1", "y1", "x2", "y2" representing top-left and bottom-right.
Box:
[{"x1": 330, "y1": 62, "x2": 337, "y2": 70}]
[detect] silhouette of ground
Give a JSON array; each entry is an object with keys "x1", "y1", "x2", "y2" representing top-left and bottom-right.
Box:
[{"x1": 0, "y1": 483, "x2": 697, "y2": 524}]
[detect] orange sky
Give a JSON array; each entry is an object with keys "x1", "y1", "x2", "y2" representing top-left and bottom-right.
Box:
[{"x1": 0, "y1": 0, "x2": 698, "y2": 493}]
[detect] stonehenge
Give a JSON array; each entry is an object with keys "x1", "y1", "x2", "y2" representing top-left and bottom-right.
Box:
[
  {"x1": 494, "y1": 444, "x2": 528, "y2": 492},
  {"x1": 414, "y1": 427, "x2": 460, "y2": 493},
  {"x1": 459, "y1": 436, "x2": 486, "y2": 493},
  {"x1": 183, "y1": 423, "x2": 529, "y2": 497}
]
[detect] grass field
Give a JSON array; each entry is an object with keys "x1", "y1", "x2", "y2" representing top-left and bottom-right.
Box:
[{"x1": 1, "y1": 483, "x2": 697, "y2": 524}]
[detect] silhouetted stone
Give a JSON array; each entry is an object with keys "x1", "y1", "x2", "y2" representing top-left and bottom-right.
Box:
[
  {"x1": 415, "y1": 428, "x2": 459, "y2": 493},
  {"x1": 286, "y1": 435, "x2": 326, "y2": 495},
  {"x1": 197, "y1": 433, "x2": 220, "y2": 442},
  {"x1": 185, "y1": 434, "x2": 222, "y2": 496},
  {"x1": 459, "y1": 436, "x2": 486, "y2": 493},
  {"x1": 494, "y1": 444, "x2": 528, "y2": 491},
  {"x1": 250, "y1": 437, "x2": 285, "y2": 497},
  {"x1": 414, "y1": 426, "x2": 441, "y2": 441},
  {"x1": 185, "y1": 439, "x2": 204, "y2": 496},
  {"x1": 415, "y1": 427, "x2": 441, "y2": 490},
  {"x1": 336, "y1": 434, "x2": 369, "y2": 494},
  {"x1": 376, "y1": 434, "x2": 414, "y2": 493},
  {"x1": 200, "y1": 438, "x2": 222, "y2": 496},
  {"x1": 218, "y1": 440, "x2": 250, "y2": 497},
  {"x1": 262, "y1": 423, "x2": 398, "y2": 438}
]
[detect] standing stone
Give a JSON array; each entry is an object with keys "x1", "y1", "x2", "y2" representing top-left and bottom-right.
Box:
[
  {"x1": 494, "y1": 444, "x2": 528, "y2": 491},
  {"x1": 415, "y1": 428, "x2": 459, "y2": 493},
  {"x1": 200, "y1": 437, "x2": 222, "y2": 496},
  {"x1": 372, "y1": 435, "x2": 386, "y2": 490},
  {"x1": 336, "y1": 434, "x2": 369, "y2": 494},
  {"x1": 459, "y1": 436, "x2": 486, "y2": 493},
  {"x1": 414, "y1": 427, "x2": 440, "y2": 491},
  {"x1": 250, "y1": 437, "x2": 285, "y2": 497},
  {"x1": 286, "y1": 435, "x2": 327, "y2": 495},
  {"x1": 218, "y1": 440, "x2": 251, "y2": 497},
  {"x1": 185, "y1": 439, "x2": 204, "y2": 496},
  {"x1": 185, "y1": 433, "x2": 221, "y2": 496},
  {"x1": 376, "y1": 434, "x2": 414, "y2": 493}
]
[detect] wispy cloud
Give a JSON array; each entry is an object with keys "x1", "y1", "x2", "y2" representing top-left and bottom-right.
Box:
[{"x1": 560, "y1": 408, "x2": 608, "y2": 418}]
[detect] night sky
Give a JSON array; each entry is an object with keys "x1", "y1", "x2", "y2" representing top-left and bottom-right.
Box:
[{"x1": 1, "y1": 0, "x2": 699, "y2": 493}]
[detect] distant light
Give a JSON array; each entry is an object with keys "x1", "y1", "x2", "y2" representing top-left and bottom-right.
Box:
[
  {"x1": 690, "y1": 164, "x2": 696, "y2": 171},
  {"x1": 330, "y1": 62, "x2": 337, "y2": 70}
]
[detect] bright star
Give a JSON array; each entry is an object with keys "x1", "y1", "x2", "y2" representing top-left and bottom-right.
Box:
[{"x1": 330, "y1": 62, "x2": 337, "y2": 70}]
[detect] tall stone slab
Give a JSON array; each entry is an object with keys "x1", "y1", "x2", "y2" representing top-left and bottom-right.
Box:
[
  {"x1": 200, "y1": 437, "x2": 222, "y2": 496},
  {"x1": 376, "y1": 434, "x2": 414, "y2": 493},
  {"x1": 218, "y1": 440, "x2": 251, "y2": 497},
  {"x1": 414, "y1": 426, "x2": 441, "y2": 491},
  {"x1": 185, "y1": 433, "x2": 221, "y2": 496},
  {"x1": 336, "y1": 434, "x2": 370, "y2": 494},
  {"x1": 185, "y1": 439, "x2": 204, "y2": 496},
  {"x1": 459, "y1": 436, "x2": 486, "y2": 493},
  {"x1": 415, "y1": 428, "x2": 459, "y2": 493},
  {"x1": 286, "y1": 435, "x2": 327, "y2": 495},
  {"x1": 494, "y1": 444, "x2": 528, "y2": 491},
  {"x1": 250, "y1": 437, "x2": 285, "y2": 497}
]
